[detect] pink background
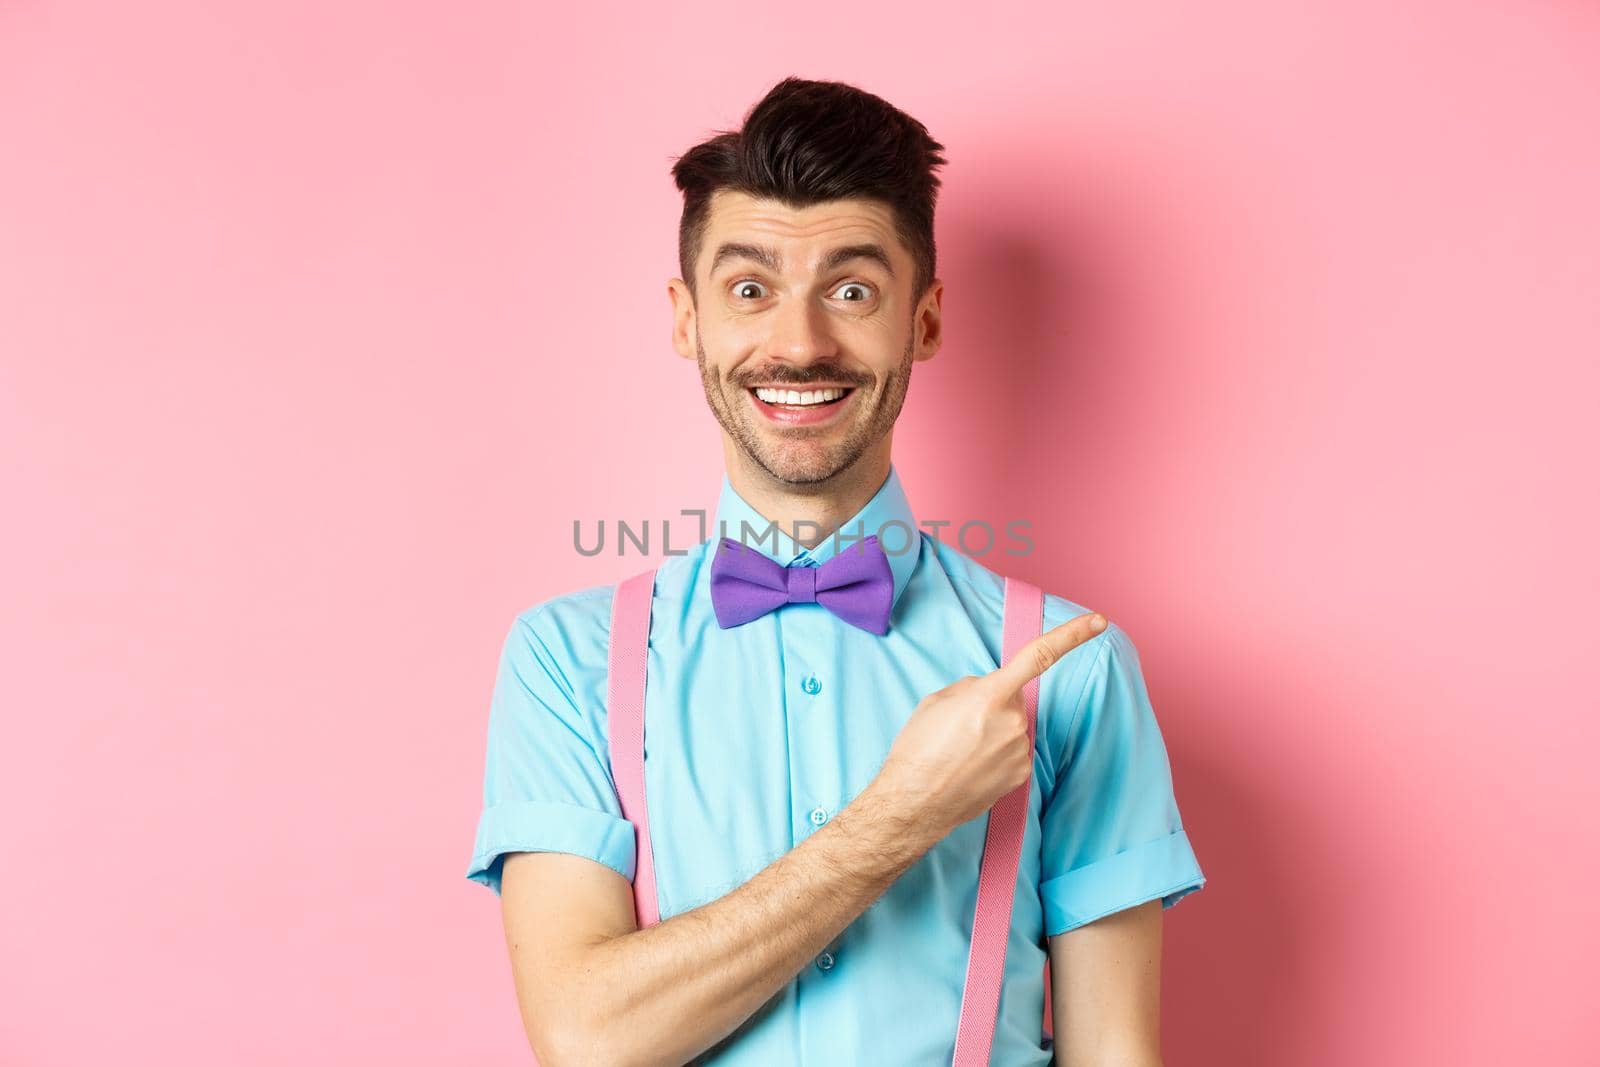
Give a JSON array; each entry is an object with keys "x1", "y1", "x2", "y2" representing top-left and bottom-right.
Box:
[{"x1": 3, "y1": 3, "x2": 1596, "y2": 1064}]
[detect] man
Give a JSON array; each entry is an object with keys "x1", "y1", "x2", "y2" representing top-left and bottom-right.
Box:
[{"x1": 466, "y1": 76, "x2": 1205, "y2": 1066}]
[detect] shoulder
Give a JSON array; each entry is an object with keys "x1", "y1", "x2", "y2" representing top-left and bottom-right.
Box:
[
  {"x1": 929, "y1": 536, "x2": 1126, "y2": 713},
  {"x1": 930, "y1": 536, "x2": 1111, "y2": 640},
  {"x1": 508, "y1": 545, "x2": 705, "y2": 648},
  {"x1": 510, "y1": 580, "x2": 612, "y2": 646}
]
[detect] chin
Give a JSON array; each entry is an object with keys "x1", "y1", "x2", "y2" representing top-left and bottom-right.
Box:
[{"x1": 750, "y1": 440, "x2": 861, "y2": 485}]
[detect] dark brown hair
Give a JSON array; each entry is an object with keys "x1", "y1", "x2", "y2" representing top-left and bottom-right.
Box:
[{"x1": 670, "y1": 77, "x2": 947, "y2": 302}]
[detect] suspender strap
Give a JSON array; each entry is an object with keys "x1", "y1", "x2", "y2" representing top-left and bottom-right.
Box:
[
  {"x1": 607, "y1": 567, "x2": 661, "y2": 928},
  {"x1": 951, "y1": 576, "x2": 1046, "y2": 1066}
]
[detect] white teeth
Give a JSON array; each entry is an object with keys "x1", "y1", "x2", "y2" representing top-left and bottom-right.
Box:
[{"x1": 754, "y1": 386, "x2": 848, "y2": 406}]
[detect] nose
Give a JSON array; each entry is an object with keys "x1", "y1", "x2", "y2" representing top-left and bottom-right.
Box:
[{"x1": 763, "y1": 293, "x2": 840, "y2": 365}]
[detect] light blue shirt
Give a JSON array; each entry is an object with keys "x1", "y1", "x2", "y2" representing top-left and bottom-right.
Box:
[{"x1": 466, "y1": 464, "x2": 1205, "y2": 1064}]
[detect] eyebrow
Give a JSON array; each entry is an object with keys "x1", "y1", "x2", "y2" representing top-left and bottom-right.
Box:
[{"x1": 707, "y1": 242, "x2": 896, "y2": 279}]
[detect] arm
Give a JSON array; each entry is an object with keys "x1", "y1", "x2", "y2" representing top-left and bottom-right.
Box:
[
  {"x1": 1037, "y1": 620, "x2": 1205, "y2": 1066},
  {"x1": 1048, "y1": 899, "x2": 1164, "y2": 1067},
  {"x1": 501, "y1": 776, "x2": 941, "y2": 1067},
  {"x1": 501, "y1": 611, "x2": 1109, "y2": 1066},
  {"x1": 492, "y1": 604, "x2": 1107, "y2": 1062}
]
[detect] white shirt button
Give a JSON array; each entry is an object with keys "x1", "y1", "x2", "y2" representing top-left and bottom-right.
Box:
[
  {"x1": 815, "y1": 951, "x2": 835, "y2": 971},
  {"x1": 809, "y1": 806, "x2": 829, "y2": 827}
]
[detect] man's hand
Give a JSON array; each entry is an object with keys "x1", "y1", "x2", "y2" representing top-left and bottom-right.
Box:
[{"x1": 874, "y1": 610, "x2": 1107, "y2": 836}]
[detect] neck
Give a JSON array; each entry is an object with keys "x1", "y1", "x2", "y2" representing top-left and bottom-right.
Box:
[{"x1": 721, "y1": 442, "x2": 892, "y2": 551}]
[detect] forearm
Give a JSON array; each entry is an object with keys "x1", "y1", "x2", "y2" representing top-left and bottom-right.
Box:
[{"x1": 556, "y1": 778, "x2": 943, "y2": 1067}]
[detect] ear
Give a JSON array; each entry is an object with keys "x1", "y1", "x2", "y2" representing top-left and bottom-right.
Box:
[
  {"x1": 667, "y1": 278, "x2": 697, "y2": 361},
  {"x1": 913, "y1": 278, "x2": 944, "y2": 362}
]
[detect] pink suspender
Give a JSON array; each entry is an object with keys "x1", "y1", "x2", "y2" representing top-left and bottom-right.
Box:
[
  {"x1": 953, "y1": 575, "x2": 1050, "y2": 1062},
  {"x1": 608, "y1": 568, "x2": 661, "y2": 928},
  {"x1": 605, "y1": 568, "x2": 1052, "y2": 1062}
]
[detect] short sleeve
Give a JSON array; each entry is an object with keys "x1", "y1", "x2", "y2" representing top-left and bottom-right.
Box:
[
  {"x1": 464, "y1": 607, "x2": 636, "y2": 896},
  {"x1": 1039, "y1": 622, "x2": 1205, "y2": 935}
]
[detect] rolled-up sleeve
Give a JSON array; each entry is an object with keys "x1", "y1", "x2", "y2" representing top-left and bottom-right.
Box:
[
  {"x1": 1039, "y1": 622, "x2": 1205, "y2": 935},
  {"x1": 465, "y1": 605, "x2": 636, "y2": 896}
]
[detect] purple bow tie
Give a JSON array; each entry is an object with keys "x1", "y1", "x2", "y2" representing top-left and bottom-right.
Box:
[{"x1": 709, "y1": 535, "x2": 894, "y2": 635}]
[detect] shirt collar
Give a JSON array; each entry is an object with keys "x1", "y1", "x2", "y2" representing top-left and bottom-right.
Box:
[{"x1": 709, "y1": 463, "x2": 920, "y2": 612}]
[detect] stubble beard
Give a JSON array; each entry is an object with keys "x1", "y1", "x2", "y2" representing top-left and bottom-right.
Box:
[{"x1": 695, "y1": 328, "x2": 915, "y2": 487}]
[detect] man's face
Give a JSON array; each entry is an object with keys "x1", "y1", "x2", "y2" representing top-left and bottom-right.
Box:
[{"x1": 668, "y1": 189, "x2": 943, "y2": 486}]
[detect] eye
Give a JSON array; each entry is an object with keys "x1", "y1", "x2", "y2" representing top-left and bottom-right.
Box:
[
  {"x1": 832, "y1": 282, "x2": 874, "y2": 303},
  {"x1": 731, "y1": 280, "x2": 768, "y2": 300}
]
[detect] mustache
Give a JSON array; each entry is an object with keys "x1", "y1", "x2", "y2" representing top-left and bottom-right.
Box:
[{"x1": 727, "y1": 371, "x2": 870, "y2": 388}]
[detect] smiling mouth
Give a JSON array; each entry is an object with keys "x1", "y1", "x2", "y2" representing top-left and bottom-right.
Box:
[{"x1": 746, "y1": 385, "x2": 854, "y2": 408}]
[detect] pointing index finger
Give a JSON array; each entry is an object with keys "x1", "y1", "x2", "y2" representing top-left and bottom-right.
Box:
[{"x1": 989, "y1": 611, "x2": 1108, "y2": 695}]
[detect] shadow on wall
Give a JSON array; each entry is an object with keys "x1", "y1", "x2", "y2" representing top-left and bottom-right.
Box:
[
  {"x1": 1160, "y1": 733, "x2": 1316, "y2": 1065},
  {"x1": 910, "y1": 153, "x2": 1138, "y2": 535},
  {"x1": 918, "y1": 157, "x2": 1348, "y2": 1065}
]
